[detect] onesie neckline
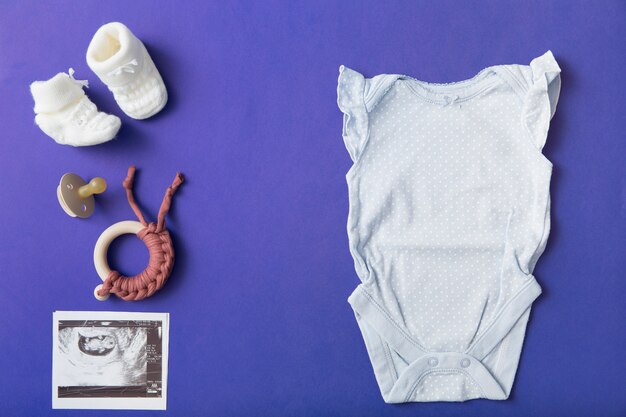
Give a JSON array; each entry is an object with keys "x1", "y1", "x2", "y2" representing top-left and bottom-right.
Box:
[{"x1": 402, "y1": 66, "x2": 501, "y2": 105}]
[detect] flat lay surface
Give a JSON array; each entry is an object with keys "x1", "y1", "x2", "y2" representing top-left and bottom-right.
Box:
[{"x1": 0, "y1": 1, "x2": 625, "y2": 416}]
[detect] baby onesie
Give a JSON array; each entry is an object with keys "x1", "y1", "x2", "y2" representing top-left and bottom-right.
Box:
[{"x1": 337, "y1": 51, "x2": 560, "y2": 403}]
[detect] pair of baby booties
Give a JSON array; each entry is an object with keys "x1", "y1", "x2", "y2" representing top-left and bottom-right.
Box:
[{"x1": 29, "y1": 22, "x2": 167, "y2": 147}]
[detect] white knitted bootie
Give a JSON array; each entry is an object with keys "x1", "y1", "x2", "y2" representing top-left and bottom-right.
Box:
[
  {"x1": 86, "y1": 22, "x2": 167, "y2": 120},
  {"x1": 30, "y1": 69, "x2": 121, "y2": 146}
]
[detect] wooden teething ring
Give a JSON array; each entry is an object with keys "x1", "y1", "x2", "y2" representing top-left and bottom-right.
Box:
[
  {"x1": 93, "y1": 166, "x2": 184, "y2": 301},
  {"x1": 93, "y1": 220, "x2": 145, "y2": 300}
]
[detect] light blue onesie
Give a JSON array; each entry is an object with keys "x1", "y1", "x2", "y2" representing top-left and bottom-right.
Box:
[{"x1": 337, "y1": 51, "x2": 560, "y2": 402}]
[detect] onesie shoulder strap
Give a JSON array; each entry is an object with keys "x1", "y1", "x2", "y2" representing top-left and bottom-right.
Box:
[{"x1": 364, "y1": 74, "x2": 402, "y2": 112}]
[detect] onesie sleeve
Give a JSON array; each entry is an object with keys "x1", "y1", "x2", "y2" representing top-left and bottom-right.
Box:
[
  {"x1": 522, "y1": 51, "x2": 561, "y2": 151},
  {"x1": 337, "y1": 66, "x2": 369, "y2": 162}
]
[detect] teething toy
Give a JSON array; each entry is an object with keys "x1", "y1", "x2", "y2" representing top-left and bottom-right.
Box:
[
  {"x1": 93, "y1": 166, "x2": 184, "y2": 301},
  {"x1": 30, "y1": 68, "x2": 121, "y2": 146},
  {"x1": 87, "y1": 22, "x2": 168, "y2": 120},
  {"x1": 58, "y1": 173, "x2": 107, "y2": 218}
]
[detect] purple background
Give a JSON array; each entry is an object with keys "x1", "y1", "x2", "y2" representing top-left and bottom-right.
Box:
[{"x1": 1, "y1": 1, "x2": 625, "y2": 416}]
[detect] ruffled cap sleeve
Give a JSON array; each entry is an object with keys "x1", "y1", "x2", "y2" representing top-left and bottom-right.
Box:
[
  {"x1": 337, "y1": 66, "x2": 369, "y2": 162},
  {"x1": 524, "y1": 51, "x2": 561, "y2": 151}
]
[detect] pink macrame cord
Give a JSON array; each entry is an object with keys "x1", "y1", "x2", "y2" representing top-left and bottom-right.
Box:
[{"x1": 97, "y1": 166, "x2": 184, "y2": 301}]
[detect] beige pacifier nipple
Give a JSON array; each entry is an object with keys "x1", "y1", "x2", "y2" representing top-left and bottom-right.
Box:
[{"x1": 57, "y1": 173, "x2": 107, "y2": 218}]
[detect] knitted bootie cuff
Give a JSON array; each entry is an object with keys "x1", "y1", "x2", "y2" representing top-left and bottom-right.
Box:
[
  {"x1": 86, "y1": 22, "x2": 167, "y2": 119},
  {"x1": 30, "y1": 71, "x2": 86, "y2": 114}
]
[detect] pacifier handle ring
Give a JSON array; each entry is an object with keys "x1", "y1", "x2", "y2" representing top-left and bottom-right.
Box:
[{"x1": 93, "y1": 220, "x2": 145, "y2": 301}]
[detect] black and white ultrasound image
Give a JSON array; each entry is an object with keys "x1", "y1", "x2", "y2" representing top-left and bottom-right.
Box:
[{"x1": 56, "y1": 320, "x2": 163, "y2": 398}]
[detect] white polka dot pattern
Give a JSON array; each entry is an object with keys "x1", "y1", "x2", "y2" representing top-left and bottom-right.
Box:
[
  {"x1": 411, "y1": 373, "x2": 482, "y2": 402},
  {"x1": 339, "y1": 52, "x2": 561, "y2": 402}
]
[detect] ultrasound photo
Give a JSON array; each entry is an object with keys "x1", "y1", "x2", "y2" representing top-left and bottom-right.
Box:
[{"x1": 52, "y1": 311, "x2": 169, "y2": 410}]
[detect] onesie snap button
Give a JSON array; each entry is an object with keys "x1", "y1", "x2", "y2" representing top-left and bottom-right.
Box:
[
  {"x1": 427, "y1": 357, "x2": 439, "y2": 367},
  {"x1": 460, "y1": 358, "x2": 471, "y2": 368}
]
